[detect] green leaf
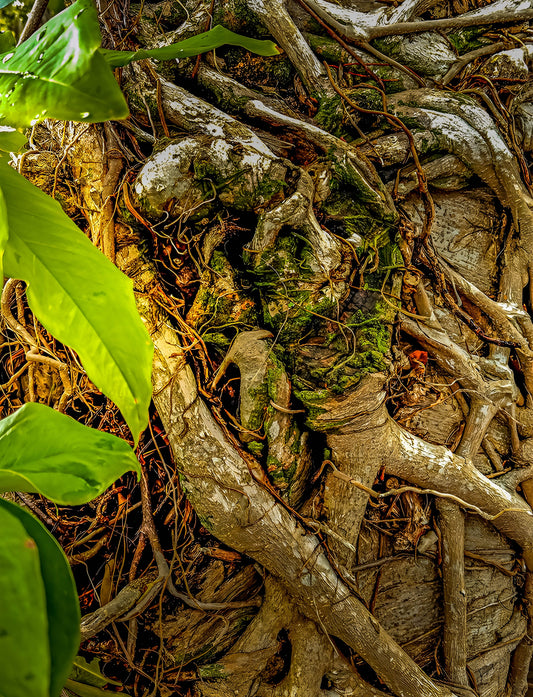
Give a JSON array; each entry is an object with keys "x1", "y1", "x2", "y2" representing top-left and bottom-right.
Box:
[
  {"x1": 0, "y1": 182, "x2": 7, "y2": 280},
  {"x1": 0, "y1": 127, "x2": 27, "y2": 152},
  {"x1": 101, "y1": 24, "x2": 280, "y2": 68},
  {"x1": 0, "y1": 502, "x2": 50, "y2": 697},
  {"x1": 0, "y1": 0, "x2": 128, "y2": 128},
  {"x1": 64, "y1": 679, "x2": 128, "y2": 697},
  {"x1": 0, "y1": 402, "x2": 141, "y2": 504},
  {"x1": 70, "y1": 657, "x2": 121, "y2": 688},
  {"x1": 0, "y1": 159, "x2": 153, "y2": 442},
  {"x1": 0, "y1": 498, "x2": 80, "y2": 697},
  {"x1": 0, "y1": 30, "x2": 15, "y2": 51}
]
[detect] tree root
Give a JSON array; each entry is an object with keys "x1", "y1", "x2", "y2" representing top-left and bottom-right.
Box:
[
  {"x1": 437, "y1": 499, "x2": 468, "y2": 686},
  {"x1": 213, "y1": 330, "x2": 312, "y2": 506},
  {"x1": 246, "y1": 0, "x2": 335, "y2": 99},
  {"x1": 302, "y1": 0, "x2": 533, "y2": 41},
  {"x1": 45, "y1": 23, "x2": 533, "y2": 692},
  {"x1": 142, "y1": 307, "x2": 461, "y2": 697}
]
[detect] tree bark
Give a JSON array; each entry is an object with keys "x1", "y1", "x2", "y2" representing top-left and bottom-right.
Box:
[{"x1": 8, "y1": 0, "x2": 533, "y2": 695}]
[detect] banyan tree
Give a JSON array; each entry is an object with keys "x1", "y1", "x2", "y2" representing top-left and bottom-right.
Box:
[{"x1": 5, "y1": 0, "x2": 533, "y2": 695}]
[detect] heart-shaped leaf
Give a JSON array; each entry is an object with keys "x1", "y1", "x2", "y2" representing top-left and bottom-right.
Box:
[
  {"x1": 0, "y1": 0, "x2": 128, "y2": 128},
  {"x1": 0, "y1": 501, "x2": 50, "y2": 697},
  {"x1": 1, "y1": 159, "x2": 153, "y2": 442},
  {"x1": 0, "y1": 498, "x2": 80, "y2": 697},
  {"x1": 101, "y1": 24, "x2": 279, "y2": 68},
  {"x1": 0, "y1": 402, "x2": 140, "y2": 504}
]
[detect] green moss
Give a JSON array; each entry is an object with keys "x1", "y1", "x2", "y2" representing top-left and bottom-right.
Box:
[
  {"x1": 187, "y1": 251, "x2": 258, "y2": 344},
  {"x1": 213, "y1": 0, "x2": 270, "y2": 37},
  {"x1": 248, "y1": 232, "x2": 342, "y2": 346},
  {"x1": 266, "y1": 360, "x2": 286, "y2": 400},
  {"x1": 196, "y1": 514, "x2": 215, "y2": 532},
  {"x1": 263, "y1": 290, "x2": 338, "y2": 348},
  {"x1": 306, "y1": 33, "x2": 411, "y2": 95},
  {"x1": 294, "y1": 292, "x2": 395, "y2": 407},
  {"x1": 372, "y1": 37, "x2": 402, "y2": 61},
  {"x1": 345, "y1": 87, "x2": 383, "y2": 112},
  {"x1": 324, "y1": 193, "x2": 394, "y2": 244},
  {"x1": 325, "y1": 150, "x2": 398, "y2": 226},
  {"x1": 250, "y1": 233, "x2": 309, "y2": 281},
  {"x1": 240, "y1": 353, "x2": 288, "y2": 434},
  {"x1": 246, "y1": 382, "x2": 270, "y2": 432},
  {"x1": 202, "y1": 77, "x2": 250, "y2": 114},
  {"x1": 193, "y1": 159, "x2": 285, "y2": 211},
  {"x1": 201, "y1": 332, "x2": 232, "y2": 352},
  {"x1": 198, "y1": 663, "x2": 228, "y2": 679},
  {"x1": 247, "y1": 440, "x2": 264, "y2": 456},
  {"x1": 314, "y1": 94, "x2": 343, "y2": 134},
  {"x1": 223, "y1": 48, "x2": 295, "y2": 90},
  {"x1": 266, "y1": 454, "x2": 288, "y2": 490},
  {"x1": 292, "y1": 386, "x2": 329, "y2": 417},
  {"x1": 127, "y1": 89, "x2": 159, "y2": 128},
  {"x1": 210, "y1": 250, "x2": 230, "y2": 274},
  {"x1": 305, "y1": 33, "x2": 347, "y2": 64},
  {"x1": 253, "y1": 177, "x2": 287, "y2": 206},
  {"x1": 447, "y1": 27, "x2": 489, "y2": 54}
]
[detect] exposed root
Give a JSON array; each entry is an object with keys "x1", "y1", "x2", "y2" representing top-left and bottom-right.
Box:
[
  {"x1": 246, "y1": 0, "x2": 335, "y2": 98},
  {"x1": 437, "y1": 499, "x2": 468, "y2": 686},
  {"x1": 20, "y1": 4, "x2": 533, "y2": 693}
]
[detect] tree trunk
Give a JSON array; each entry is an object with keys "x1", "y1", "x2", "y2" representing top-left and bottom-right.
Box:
[{"x1": 10, "y1": 0, "x2": 533, "y2": 695}]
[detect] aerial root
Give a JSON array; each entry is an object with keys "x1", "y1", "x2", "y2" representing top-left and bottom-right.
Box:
[
  {"x1": 506, "y1": 573, "x2": 533, "y2": 697},
  {"x1": 437, "y1": 499, "x2": 468, "y2": 686}
]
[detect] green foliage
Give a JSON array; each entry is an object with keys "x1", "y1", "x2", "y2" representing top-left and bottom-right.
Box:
[
  {"x1": 70, "y1": 657, "x2": 121, "y2": 688},
  {"x1": 0, "y1": 403, "x2": 140, "y2": 696},
  {"x1": 0, "y1": 126, "x2": 26, "y2": 151},
  {"x1": 0, "y1": 501, "x2": 50, "y2": 697},
  {"x1": 0, "y1": 402, "x2": 140, "y2": 503},
  {"x1": 0, "y1": 4, "x2": 283, "y2": 696},
  {"x1": 0, "y1": 29, "x2": 14, "y2": 49},
  {"x1": 102, "y1": 24, "x2": 279, "y2": 67},
  {"x1": 0, "y1": 498, "x2": 80, "y2": 697},
  {"x1": 0, "y1": 157, "x2": 153, "y2": 442},
  {"x1": 65, "y1": 656, "x2": 125, "y2": 696},
  {"x1": 64, "y1": 680, "x2": 125, "y2": 697},
  {"x1": 0, "y1": 1, "x2": 278, "y2": 130},
  {"x1": 447, "y1": 26, "x2": 488, "y2": 54},
  {"x1": 0, "y1": 180, "x2": 6, "y2": 279},
  {"x1": 0, "y1": 0, "x2": 30, "y2": 36},
  {"x1": 0, "y1": 0, "x2": 128, "y2": 128}
]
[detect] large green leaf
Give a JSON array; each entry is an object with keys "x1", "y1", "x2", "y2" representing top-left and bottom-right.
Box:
[
  {"x1": 0, "y1": 502, "x2": 50, "y2": 697},
  {"x1": 101, "y1": 24, "x2": 279, "y2": 68},
  {"x1": 0, "y1": 0, "x2": 128, "y2": 128},
  {"x1": 0, "y1": 127, "x2": 27, "y2": 152},
  {"x1": 0, "y1": 498, "x2": 80, "y2": 697},
  {"x1": 0, "y1": 159, "x2": 153, "y2": 442},
  {"x1": 0, "y1": 402, "x2": 140, "y2": 504},
  {"x1": 0, "y1": 182, "x2": 7, "y2": 280}
]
